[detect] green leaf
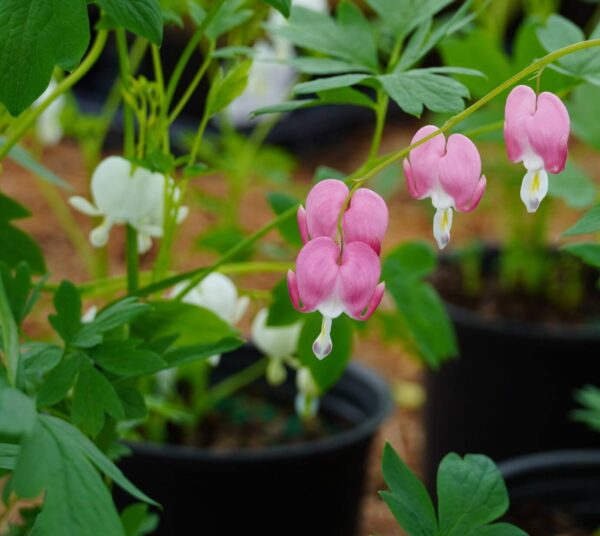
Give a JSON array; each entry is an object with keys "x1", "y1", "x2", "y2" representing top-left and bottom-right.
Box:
[
  {"x1": 0, "y1": 224, "x2": 46, "y2": 275},
  {"x1": 293, "y1": 74, "x2": 373, "y2": 95},
  {"x1": 537, "y1": 15, "x2": 600, "y2": 85},
  {"x1": 366, "y1": 0, "x2": 453, "y2": 39},
  {"x1": 335, "y1": 1, "x2": 378, "y2": 72},
  {"x1": 252, "y1": 99, "x2": 317, "y2": 117},
  {"x1": 13, "y1": 416, "x2": 125, "y2": 536},
  {"x1": 0, "y1": 0, "x2": 90, "y2": 115},
  {"x1": 267, "y1": 192, "x2": 302, "y2": 247},
  {"x1": 438, "y1": 29, "x2": 512, "y2": 99},
  {"x1": 206, "y1": 60, "x2": 251, "y2": 116},
  {"x1": 380, "y1": 443, "x2": 437, "y2": 536},
  {"x1": 48, "y1": 281, "x2": 82, "y2": 343},
  {"x1": 161, "y1": 337, "x2": 244, "y2": 370},
  {"x1": 0, "y1": 443, "x2": 19, "y2": 470},
  {"x1": 0, "y1": 193, "x2": 29, "y2": 221},
  {"x1": 437, "y1": 453, "x2": 509, "y2": 536},
  {"x1": 71, "y1": 361, "x2": 125, "y2": 437},
  {"x1": 36, "y1": 352, "x2": 85, "y2": 407},
  {"x1": 563, "y1": 205, "x2": 600, "y2": 236},
  {"x1": 286, "y1": 57, "x2": 370, "y2": 75},
  {"x1": 263, "y1": 0, "x2": 291, "y2": 17},
  {"x1": 317, "y1": 87, "x2": 376, "y2": 108},
  {"x1": 548, "y1": 162, "x2": 597, "y2": 208},
  {"x1": 199, "y1": 0, "x2": 253, "y2": 39},
  {"x1": 196, "y1": 225, "x2": 253, "y2": 260},
  {"x1": 267, "y1": 278, "x2": 304, "y2": 327},
  {"x1": 121, "y1": 504, "x2": 159, "y2": 536},
  {"x1": 379, "y1": 70, "x2": 469, "y2": 117},
  {"x1": 90, "y1": 339, "x2": 166, "y2": 377},
  {"x1": 562, "y1": 242, "x2": 600, "y2": 269},
  {"x1": 96, "y1": 0, "x2": 163, "y2": 45},
  {"x1": 383, "y1": 243, "x2": 457, "y2": 367},
  {"x1": 569, "y1": 83, "x2": 600, "y2": 151},
  {"x1": 47, "y1": 415, "x2": 157, "y2": 506},
  {"x1": 132, "y1": 301, "x2": 239, "y2": 347},
  {"x1": 117, "y1": 387, "x2": 147, "y2": 420},
  {"x1": 0, "y1": 273, "x2": 20, "y2": 387},
  {"x1": 78, "y1": 298, "x2": 150, "y2": 340},
  {"x1": 21, "y1": 343, "x2": 63, "y2": 394},
  {"x1": 0, "y1": 387, "x2": 36, "y2": 441},
  {"x1": 297, "y1": 313, "x2": 353, "y2": 391}
]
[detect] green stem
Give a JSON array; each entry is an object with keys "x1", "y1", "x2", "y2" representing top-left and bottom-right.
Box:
[
  {"x1": 151, "y1": 44, "x2": 170, "y2": 152},
  {"x1": 116, "y1": 29, "x2": 135, "y2": 157},
  {"x1": 367, "y1": 91, "x2": 389, "y2": 163},
  {"x1": 0, "y1": 275, "x2": 19, "y2": 386},
  {"x1": 199, "y1": 358, "x2": 268, "y2": 414},
  {"x1": 0, "y1": 30, "x2": 109, "y2": 163},
  {"x1": 188, "y1": 109, "x2": 211, "y2": 166},
  {"x1": 126, "y1": 225, "x2": 139, "y2": 293}
]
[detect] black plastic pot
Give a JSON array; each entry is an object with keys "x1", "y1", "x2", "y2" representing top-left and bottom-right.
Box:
[
  {"x1": 425, "y1": 256, "x2": 600, "y2": 487},
  {"x1": 114, "y1": 346, "x2": 392, "y2": 536},
  {"x1": 500, "y1": 450, "x2": 600, "y2": 534}
]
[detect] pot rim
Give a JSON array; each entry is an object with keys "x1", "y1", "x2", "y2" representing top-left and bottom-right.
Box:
[
  {"x1": 499, "y1": 449, "x2": 600, "y2": 480},
  {"x1": 126, "y1": 361, "x2": 393, "y2": 463},
  {"x1": 446, "y1": 301, "x2": 600, "y2": 341}
]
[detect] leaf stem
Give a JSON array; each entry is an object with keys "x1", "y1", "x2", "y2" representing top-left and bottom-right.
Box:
[
  {"x1": 0, "y1": 30, "x2": 109, "y2": 163},
  {"x1": 126, "y1": 225, "x2": 139, "y2": 294},
  {"x1": 0, "y1": 274, "x2": 20, "y2": 386}
]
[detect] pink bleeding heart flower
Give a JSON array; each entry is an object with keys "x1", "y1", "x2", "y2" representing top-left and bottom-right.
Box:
[
  {"x1": 287, "y1": 236, "x2": 385, "y2": 360},
  {"x1": 403, "y1": 125, "x2": 487, "y2": 249},
  {"x1": 504, "y1": 85, "x2": 570, "y2": 213},
  {"x1": 297, "y1": 179, "x2": 388, "y2": 254}
]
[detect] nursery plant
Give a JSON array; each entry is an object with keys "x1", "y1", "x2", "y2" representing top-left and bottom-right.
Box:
[{"x1": 0, "y1": 0, "x2": 599, "y2": 534}]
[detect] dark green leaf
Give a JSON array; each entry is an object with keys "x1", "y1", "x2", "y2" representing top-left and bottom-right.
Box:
[
  {"x1": 48, "y1": 281, "x2": 83, "y2": 343},
  {"x1": 380, "y1": 443, "x2": 437, "y2": 536},
  {"x1": 162, "y1": 337, "x2": 244, "y2": 370},
  {"x1": 267, "y1": 278, "x2": 304, "y2": 327},
  {"x1": 563, "y1": 205, "x2": 600, "y2": 236},
  {"x1": 437, "y1": 453, "x2": 509, "y2": 535},
  {"x1": 0, "y1": 0, "x2": 90, "y2": 115},
  {"x1": 562, "y1": 242, "x2": 600, "y2": 269},
  {"x1": 121, "y1": 503, "x2": 159, "y2": 536},
  {"x1": 287, "y1": 57, "x2": 370, "y2": 75},
  {"x1": 117, "y1": 387, "x2": 147, "y2": 420},
  {"x1": 0, "y1": 224, "x2": 46, "y2": 274},
  {"x1": 71, "y1": 361, "x2": 125, "y2": 437},
  {"x1": 91, "y1": 339, "x2": 166, "y2": 377},
  {"x1": 96, "y1": 0, "x2": 163, "y2": 45},
  {"x1": 36, "y1": 352, "x2": 85, "y2": 408},
  {"x1": 263, "y1": 0, "x2": 291, "y2": 17},
  {"x1": 476, "y1": 524, "x2": 529, "y2": 536},
  {"x1": 22, "y1": 343, "x2": 63, "y2": 393},
  {"x1": 0, "y1": 387, "x2": 36, "y2": 441},
  {"x1": 267, "y1": 192, "x2": 302, "y2": 247},
  {"x1": 293, "y1": 74, "x2": 373, "y2": 95},
  {"x1": 0, "y1": 443, "x2": 19, "y2": 470},
  {"x1": 0, "y1": 193, "x2": 29, "y2": 222},
  {"x1": 297, "y1": 313, "x2": 353, "y2": 391}
]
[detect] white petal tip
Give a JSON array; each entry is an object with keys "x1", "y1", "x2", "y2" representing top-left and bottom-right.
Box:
[
  {"x1": 312, "y1": 338, "x2": 332, "y2": 360},
  {"x1": 208, "y1": 354, "x2": 221, "y2": 367},
  {"x1": 436, "y1": 234, "x2": 450, "y2": 250}
]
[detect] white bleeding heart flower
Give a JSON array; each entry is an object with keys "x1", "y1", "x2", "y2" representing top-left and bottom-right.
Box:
[
  {"x1": 295, "y1": 367, "x2": 320, "y2": 420},
  {"x1": 227, "y1": 40, "x2": 297, "y2": 127},
  {"x1": 34, "y1": 79, "x2": 65, "y2": 146},
  {"x1": 81, "y1": 306, "x2": 98, "y2": 324},
  {"x1": 69, "y1": 156, "x2": 188, "y2": 254},
  {"x1": 251, "y1": 308, "x2": 302, "y2": 386},
  {"x1": 171, "y1": 273, "x2": 249, "y2": 367}
]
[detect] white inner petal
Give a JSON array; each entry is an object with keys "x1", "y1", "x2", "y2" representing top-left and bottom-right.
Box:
[
  {"x1": 520, "y1": 169, "x2": 548, "y2": 213},
  {"x1": 433, "y1": 207, "x2": 453, "y2": 250}
]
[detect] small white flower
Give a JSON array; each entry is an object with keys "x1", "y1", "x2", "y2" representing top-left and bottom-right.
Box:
[
  {"x1": 171, "y1": 273, "x2": 249, "y2": 367},
  {"x1": 227, "y1": 40, "x2": 297, "y2": 127},
  {"x1": 69, "y1": 156, "x2": 187, "y2": 253},
  {"x1": 251, "y1": 308, "x2": 302, "y2": 385},
  {"x1": 34, "y1": 79, "x2": 65, "y2": 146}
]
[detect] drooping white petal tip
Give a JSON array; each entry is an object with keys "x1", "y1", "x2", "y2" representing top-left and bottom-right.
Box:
[
  {"x1": 312, "y1": 317, "x2": 333, "y2": 360},
  {"x1": 433, "y1": 207, "x2": 453, "y2": 250},
  {"x1": 294, "y1": 393, "x2": 319, "y2": 421},
  {"x1": 520, "y1": 169, "x2": 548, "y2": 214}
]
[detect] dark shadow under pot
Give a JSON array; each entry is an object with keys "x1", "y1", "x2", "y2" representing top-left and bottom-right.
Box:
[
  {"x1": 424, "y1": 249, "x2": 600, "y2": 487},
  {"x1": 500, "y1": 450, "x2": 600, "y2": 535},
  {"x1": 114, "y1": 346, "x2": 392, "y2": 536}
]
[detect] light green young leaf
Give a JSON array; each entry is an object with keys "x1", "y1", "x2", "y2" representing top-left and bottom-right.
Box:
[
  {"x1": 96, "y1": 0, "x2": 163, "y2": 45},
  {"x1": 562, "y1": 243, "x2": 600, "y2": 269},
  {"x1": 437, "y1": 453, "x2": 510, "y2": 536},
  {"x1": 563, "y1": 205, "x2": 600, "y2": 236},
  {"x1": 0, "y1": 0, "x2": 90, "y2": 115},
  {"x1": 379, "y1": 70, "x2": 469, "y2": 117},
  {"x1": 207, "y1": 60, "x2": 252, "y2": 116},
  {"x1": 90, "y1": 339, "x2": 166, "y2": 377},
  {"x1": 380, "y1": 443, "x2": 438, "y2": 536},
  {"x1": 297, "y1": 313, "x2": 353, "y2": 391}
]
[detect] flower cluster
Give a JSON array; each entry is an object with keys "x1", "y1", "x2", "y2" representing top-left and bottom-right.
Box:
[
  {"x1": 403, "y1": 84, "x2": 570, "y2": 248},
  {"x1": 288, "y1": 179, "x2": 388, "y2": 360},
  {"x1": 70, "y1": 156, "x2": 188, "y2": 253}
]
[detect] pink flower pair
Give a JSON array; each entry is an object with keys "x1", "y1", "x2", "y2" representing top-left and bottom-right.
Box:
[{"x1": 287, "y1": 180, "x2": 388, "y2": 359}]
